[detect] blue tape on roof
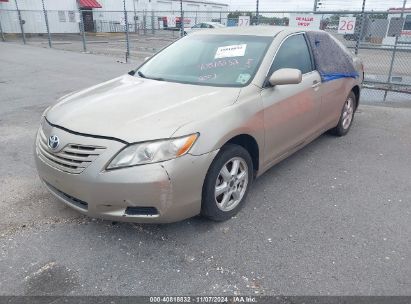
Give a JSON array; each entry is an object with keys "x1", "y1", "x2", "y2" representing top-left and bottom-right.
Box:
[{"x1": 306, "y1": 31, "x2": 358, "y2": 82}]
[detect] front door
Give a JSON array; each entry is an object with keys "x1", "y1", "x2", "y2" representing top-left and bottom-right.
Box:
[
  {"x1": 261, "y1": 33, "x2": 322, "y2": 165},
  {"x1": 82, "y1": 10, "x2": 94, "y2": 32}
]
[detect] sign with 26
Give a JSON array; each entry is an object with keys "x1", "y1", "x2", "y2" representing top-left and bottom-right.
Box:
[{"x1": 338, "y1": 17, "x2": 356, "y2": 34}]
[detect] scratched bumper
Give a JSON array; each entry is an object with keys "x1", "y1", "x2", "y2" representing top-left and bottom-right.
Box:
[{"x1": 34, "y1": 123, "x2": 218, "y2": 223}]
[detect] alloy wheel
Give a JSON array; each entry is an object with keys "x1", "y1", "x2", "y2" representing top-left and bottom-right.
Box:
[
  {"x1": 214, "y1": 157, "x2": 249, "y2": 212},
  {"x1": 342, "y1": 97, "x2": 354, "y2": 130}
]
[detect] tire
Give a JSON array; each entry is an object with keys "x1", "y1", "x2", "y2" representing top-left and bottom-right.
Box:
[
  {"x1": 330, "y1": 91, "x2": 356, "y2": 136},
  {"x1": 201, "y1": 144, "x2": 253, "y2": 221}
]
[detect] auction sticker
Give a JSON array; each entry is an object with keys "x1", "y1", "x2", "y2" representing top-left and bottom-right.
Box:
[
  {"x1": 236, "y1": 73, "x2": 251, "y2": 84},
  {"x1": 215, "y1": 44, "x2": 247, "y2": 59}
]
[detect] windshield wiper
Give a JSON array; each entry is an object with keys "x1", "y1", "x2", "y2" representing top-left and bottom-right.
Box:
[
  {"x1": 137, "y1": 70, "x2": 164, "y2": 82},
  {"x1": 137, "y1": 71, "x2": 146, "y2": 78}
]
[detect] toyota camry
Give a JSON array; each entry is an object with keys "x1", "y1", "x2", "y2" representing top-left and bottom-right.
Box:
[{"x1": 35, "y1": 26, "x2": 363, "y2": 223}]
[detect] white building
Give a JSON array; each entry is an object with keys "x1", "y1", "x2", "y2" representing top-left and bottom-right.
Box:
[
  {"x1": 0, "y1": 0, "x2": 229, "y2": 33},
  {"x1": 382, "y1": 7, "x2": 411, "y2": 46}
]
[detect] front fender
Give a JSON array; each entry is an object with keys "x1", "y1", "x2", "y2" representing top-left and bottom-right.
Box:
[{"x1": 173, "y1": 84, "x2": 265, "y2": 159}]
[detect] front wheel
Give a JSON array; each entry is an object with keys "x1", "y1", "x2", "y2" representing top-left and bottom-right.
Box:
[
  {"x1": 330, "y1": 91, "x2": 356, "y2": 136},
  {"x1": 201, "y1": 144, "x2": 253, "y2": 221}
]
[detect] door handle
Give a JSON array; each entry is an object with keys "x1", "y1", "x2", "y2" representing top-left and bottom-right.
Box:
[{"x1": 312, "y1": 80, "x2": 321, "y2": 88}]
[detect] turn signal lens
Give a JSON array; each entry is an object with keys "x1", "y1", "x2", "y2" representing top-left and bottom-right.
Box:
[{"x1": 177, "y1": 134, "x2": 198, "y2": 156}]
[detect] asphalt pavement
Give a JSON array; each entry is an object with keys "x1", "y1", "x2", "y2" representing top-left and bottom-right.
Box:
[{"x1": 0, "y1": 43, "x2": 410, "y2": 296}]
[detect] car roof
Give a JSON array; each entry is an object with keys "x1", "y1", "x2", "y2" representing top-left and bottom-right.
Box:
[{"x1": 191, "y1": 26, "x2": 323, "y2": 37}]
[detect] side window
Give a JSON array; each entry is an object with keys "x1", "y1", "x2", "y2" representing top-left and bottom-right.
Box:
[{"x1": 268, "y1": 34, "x2": 313, "y2": 77}]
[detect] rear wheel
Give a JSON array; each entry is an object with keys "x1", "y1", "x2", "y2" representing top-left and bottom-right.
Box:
[
  {"x1": 201, "y1": 144, "x2": 253, "y2": 221},
  {"x1": 331, "y1": 91, "x2": 356, "y2": 136}
]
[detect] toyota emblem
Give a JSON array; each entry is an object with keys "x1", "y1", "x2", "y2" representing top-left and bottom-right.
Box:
[{"x1": 48, "y1": 135, "x2": 60, "y2": 150}]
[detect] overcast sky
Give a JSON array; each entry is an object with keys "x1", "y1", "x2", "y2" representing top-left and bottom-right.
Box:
[{"x1": 221, "y1": 0, "x2": 408, "y2": 12}]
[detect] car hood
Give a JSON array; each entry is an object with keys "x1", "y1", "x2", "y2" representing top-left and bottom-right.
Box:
[{"x1": 46, "y1": 75, "x2": 241, "y2": 143}]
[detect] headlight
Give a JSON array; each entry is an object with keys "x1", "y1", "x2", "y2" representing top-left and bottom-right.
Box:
[{"x1": 107, "y1": 133, "x2": 199, "y2": 169}]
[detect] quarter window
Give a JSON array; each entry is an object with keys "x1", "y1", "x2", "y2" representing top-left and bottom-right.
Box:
[{"x1": 268, "y1": 34, "x2": 313, "y2": 77}]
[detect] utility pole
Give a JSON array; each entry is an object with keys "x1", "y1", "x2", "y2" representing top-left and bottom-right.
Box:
[
  {"x1": 313, "y1": 0, "x2": 318, "y2": 12},
  {"x1": 256, "y1": 0, "x2": 259, "y2": 25}
]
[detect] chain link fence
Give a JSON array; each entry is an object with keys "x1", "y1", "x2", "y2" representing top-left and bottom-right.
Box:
[{"x1": 1, "y1": 5, "x2": 410, "y2": 104}]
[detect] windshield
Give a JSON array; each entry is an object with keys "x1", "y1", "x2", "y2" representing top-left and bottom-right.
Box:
[{"x1": 137, "y1": 34, "x2": 273, "y2": 87}]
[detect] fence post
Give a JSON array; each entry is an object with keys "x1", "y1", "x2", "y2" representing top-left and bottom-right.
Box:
[
  {"x1": 384, "y1": 0, "x2": 407, "y2": 101},
  {"x1": 14, "y1": 0, "x2": 26, "y2": 44},
  {"x1": 0, "y1": 14, "x2": 5, "y2": 42},
  {"x1": 180, "y1": 0, "x2": 184, "y2": 37},
  {"x1": 123, "y1": 0, "x2": 130, "y2": 62},
  {"x1": 354, "y1": 0, "x2": 366, "y2": 55},
  {"x1": 151, "y1": 10, "x2": 155, "y2": 35},
  {"x1": 41, "y1": 0, "x2": 52, "y2": 48},
  {"x1": 143, "y1": 10, "x2": 147, "y2": 35},
  {"x1": 132, "y1": 0, "x2": 137, "y2": 33},
  {"x1": 256, "y1": 0, "x2": 259, "y2": 25},
  {"x1": 76, "y1": 2, "x2": 87, "y2": 52}
]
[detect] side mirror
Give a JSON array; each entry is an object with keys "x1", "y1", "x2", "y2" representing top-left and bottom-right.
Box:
[
  {"x1": 128, "y1": 70, "x2": 135, "y2": 76},
  {"x1": 268, "y1": 68, "x2": 302, "y2": 86}
]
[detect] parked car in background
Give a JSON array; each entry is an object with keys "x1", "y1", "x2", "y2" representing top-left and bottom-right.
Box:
[
  {"x1": 344, "y1": 33, "x2": 359, "y2": 41},
  {"x1": 35, "y1": 27, "x2": 363, "y2": 223},
  {"x1": 184, "y1": 22, "x2": 225, "y2": 35}
]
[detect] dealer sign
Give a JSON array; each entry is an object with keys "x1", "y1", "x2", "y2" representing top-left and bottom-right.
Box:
[{"x1": 289, "y1": 14, "x2": 321, "y2": 30}]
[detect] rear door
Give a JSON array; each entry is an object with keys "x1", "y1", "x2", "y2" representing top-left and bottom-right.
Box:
[{"x1": 261, "y1": 33, "x2": 322, "y2": 164}]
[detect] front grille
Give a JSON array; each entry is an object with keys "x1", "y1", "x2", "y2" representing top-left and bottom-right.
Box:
[
  {"x1": 45, "y1": 182, "x2": 88, "y2": 210},
  {"x1": 36, "y1": 128, "x2": 106, "y2": 174}
]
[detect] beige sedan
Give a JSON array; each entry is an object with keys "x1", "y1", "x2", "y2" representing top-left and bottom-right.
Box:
[{"x1": 34, "y1": 26, "x2": 363, "y2": 223}]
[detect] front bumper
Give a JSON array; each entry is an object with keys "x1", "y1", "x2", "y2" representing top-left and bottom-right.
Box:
[{"x1": 34, "y1": 122, "x2": 218, "y2": 223}]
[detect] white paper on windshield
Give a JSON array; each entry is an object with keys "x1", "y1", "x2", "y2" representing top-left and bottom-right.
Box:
[{"x1": 215, "y1": 44, "x2": 247, "y2": 59}]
